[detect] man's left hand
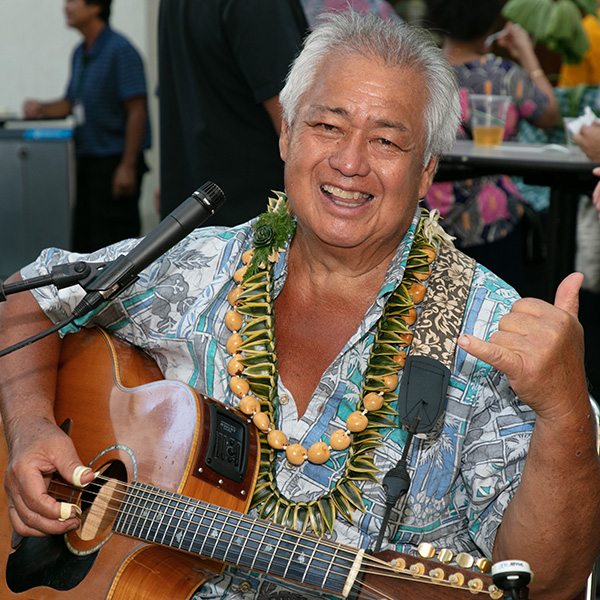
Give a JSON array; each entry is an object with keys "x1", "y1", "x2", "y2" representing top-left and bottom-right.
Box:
[
  {"x1": 112, "y1": 163, "x2": 136, "y2": 198},
  {"x1": 457, "y1": 273, "x2": 588, "y2": 420}
]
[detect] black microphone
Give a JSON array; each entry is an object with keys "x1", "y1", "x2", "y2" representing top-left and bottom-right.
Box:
[{"x1": 72, "y1": 181, "x2": 226, "y2": 319}]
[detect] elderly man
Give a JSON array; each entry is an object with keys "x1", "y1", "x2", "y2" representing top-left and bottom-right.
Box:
[{"x1": 1, "y1": 12, "x2": 598, "y2": 600}]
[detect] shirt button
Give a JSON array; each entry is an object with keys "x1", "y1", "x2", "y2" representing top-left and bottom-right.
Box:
[
  {"x1": 238, "y1": 581, "x2": 252, "y2": 594},
  {"x1": 279, "y1": 394, "x2": 289, "y2": 406}
]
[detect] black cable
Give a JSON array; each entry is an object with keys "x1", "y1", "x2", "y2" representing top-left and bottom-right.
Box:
[
  {"x1": 0, "y1": 313, "x2": 78, "y2": 358},
  {"x1": 373, "y1": 426, "x2": 416, "y2": 553}
]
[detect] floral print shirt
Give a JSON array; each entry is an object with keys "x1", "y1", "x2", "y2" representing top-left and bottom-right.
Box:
[
  {"x1": 22, "y1": 207, "x2": 533, "y2": 600},
  {"x1": 425, "y1": 55, "x2": 550, "y2": 248}
]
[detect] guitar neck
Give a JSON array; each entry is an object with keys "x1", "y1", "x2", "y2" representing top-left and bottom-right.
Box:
[{"x1": 113, "y1": 481, "x2": 361, "y2": 596}]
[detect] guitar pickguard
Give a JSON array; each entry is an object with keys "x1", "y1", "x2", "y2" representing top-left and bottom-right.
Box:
[{"x1": 6, "y1": 534, "x2": 97, "y2": 593}]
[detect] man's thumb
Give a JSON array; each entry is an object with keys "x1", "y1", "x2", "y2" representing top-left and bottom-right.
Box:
[{"x1": 554, "y1": 272, "x2": 584, "y2": 317}]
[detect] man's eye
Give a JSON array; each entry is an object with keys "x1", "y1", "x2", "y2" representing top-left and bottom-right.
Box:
[{"x1": 316, "y1": 122, "x2": 337, "y2": 131}]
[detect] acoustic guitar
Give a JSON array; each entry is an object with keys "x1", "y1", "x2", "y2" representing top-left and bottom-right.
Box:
[{"x1": 0, "y1": 327, "x2": 505, "y2": 600}]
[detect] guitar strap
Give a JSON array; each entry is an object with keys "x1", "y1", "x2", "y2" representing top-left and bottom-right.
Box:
[
  {"x1": 374, "y1": 243, "x2": 477, "y2": 552},
  {"x1": 411, "y1": 242, "x2": 477, "y2": 371}
]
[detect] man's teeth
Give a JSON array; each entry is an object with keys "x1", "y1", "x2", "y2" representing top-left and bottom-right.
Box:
[{"x1": 322, "y1": 185, "x2": 372, "y2": 204}]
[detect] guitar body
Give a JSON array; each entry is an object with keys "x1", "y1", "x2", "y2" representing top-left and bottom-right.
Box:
[{"x1": 0, "y1": 327, "x2": 259, "y2": 600}]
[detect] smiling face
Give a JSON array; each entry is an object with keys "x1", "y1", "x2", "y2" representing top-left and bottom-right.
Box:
[{"x1": 279, "y1": 51, "x2": 437, "y2": 258}]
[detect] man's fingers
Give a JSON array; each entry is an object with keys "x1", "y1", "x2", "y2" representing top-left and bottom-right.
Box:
[
  {"x1": 554, "y1": 272, "x2": 583, "y2": 317},
  {"x1": 458, "y1": 333, "x2": 519, "y2": 377}
]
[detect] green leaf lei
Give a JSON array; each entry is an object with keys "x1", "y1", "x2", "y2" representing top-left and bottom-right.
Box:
[{"x1": 234, "y1": 193, "x2": 438, "y2": 536}]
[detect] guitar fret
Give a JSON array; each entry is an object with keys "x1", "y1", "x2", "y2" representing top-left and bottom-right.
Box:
[
  {"x1": 115, "y1": 482, "x2": 148, "y2": 538},
  {"x1": 206, "y1": 508, "x2": 232, "y2": 562},
  {"x1": 264, "y1": 527, "x2": 286, "y2": 575},
  {"x1": 156, "y1": 490, "x2": 183, "y2": 546},
  {"x1": 221, "y1": 509, "x2": 245, "y2": 565},
  {"x1": 196, "y1": 504, "x2": 223, "y2": 559},
  {"x1": 248, "y1": 517, "x2": 272, "y2": 573},
  {"x1": 281, "y1": 532, "x2": 303, "y2": 581},
  {"x1": 175, "y1": 497, "x2": 199, "y2": 550},
  {"x1": 139, "y1": 483, "x2": 165, "y2": 543},
  {"x1": 186, "y1": 503, "x2": 212, "y2": 555},
  {"x1": 300, "y1": 542, "x2": 321, "y2": 585},
  {"x1": 321, "y1": 546, "x2": 358, "y2": 593}
]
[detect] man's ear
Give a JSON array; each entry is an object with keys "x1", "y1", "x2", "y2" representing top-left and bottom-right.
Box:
[
  {"x1": 418, "y1": 156, "x2": 439, "y2": 199},
  {"x1": 279, "y1": 120, "x2": 290, "y2": 162}
]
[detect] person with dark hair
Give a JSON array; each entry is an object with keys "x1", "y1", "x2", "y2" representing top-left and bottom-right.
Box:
[
  {"x1": 300, "y1": 0, "x2": 400, "y2": 29},
  {"x1": 157, "y1": 0, "x2": 307, "y2": 225},
  {"x1": 1, "y1": 12, "x2": 597, "y2": 600},
  {"x1": 23, "y1": 0, "x2": 151, "y2": 253},
  {"x1": 422, "y1": 0, "x2": 558, "y2": 296}
]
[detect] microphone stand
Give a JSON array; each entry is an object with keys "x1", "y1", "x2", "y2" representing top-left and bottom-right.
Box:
[{"x1": 0, "y1": 260, "x2": 110, "y2": 358}]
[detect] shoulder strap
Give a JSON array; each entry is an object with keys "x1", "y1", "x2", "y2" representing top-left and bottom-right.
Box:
[{"x1": 410, "y1": 243, "x2": 477, "y2": 370}]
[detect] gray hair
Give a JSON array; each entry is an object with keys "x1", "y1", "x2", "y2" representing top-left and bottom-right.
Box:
[{"x1": 279, "y1": 11, "x2": 460, "y2": 164}]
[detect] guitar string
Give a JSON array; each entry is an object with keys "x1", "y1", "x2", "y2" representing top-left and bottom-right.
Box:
[{"x1": 49, "y1": 476, "x2": 496, "y2": 597}]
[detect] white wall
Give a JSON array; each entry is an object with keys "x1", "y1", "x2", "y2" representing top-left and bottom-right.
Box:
[{"x1": 0, "y1": 0, "x2": 160, "y2": 234}]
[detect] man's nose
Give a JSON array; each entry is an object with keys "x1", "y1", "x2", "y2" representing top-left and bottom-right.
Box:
[{"x1": 329, "y1": 133, "x2": 370, "y2": 178}]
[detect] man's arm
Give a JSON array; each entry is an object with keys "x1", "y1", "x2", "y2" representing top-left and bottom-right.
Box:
[
  {"x1": 0, "y1": 275, "x2": 93, "y2": 536},
  {"x1": 22, "y1": 98, "x2": 72, "y2": 120},
  {"x1": 458, "y1": 273, "x2": 600, "y2": 599},
  {"x1": 496, "y1": 23, "x2": 559, "y2": 129},
  {"x1": 593, "y1": 166, "x2": 600, "y2": 218},
  {"x1": 112, "y1": 95, "x2": 147, "y2": 199},
  {"x1": 263, "y1": 95, "x2": 283, "y2": 135}
]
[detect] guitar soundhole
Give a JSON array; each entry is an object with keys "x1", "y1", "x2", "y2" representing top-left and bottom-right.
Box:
[{"x1": 67, "y1": 460, "x2": 128, "y2": 554}]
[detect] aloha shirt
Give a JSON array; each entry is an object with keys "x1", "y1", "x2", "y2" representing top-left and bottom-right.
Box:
[{"x1": 22, "y1": 205, "x2": 534, "y2": 600}]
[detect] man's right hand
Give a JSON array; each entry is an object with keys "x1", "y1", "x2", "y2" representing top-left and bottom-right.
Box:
[
  {"x1": 573, "y1": 122, "x2": 600, "y2": 161},
  {"x1": 3, "y1": 415, "x2": 93, "y2": 537},
  {"x1": 22, "y1": 100, "x2": 44, "y2": 120}
]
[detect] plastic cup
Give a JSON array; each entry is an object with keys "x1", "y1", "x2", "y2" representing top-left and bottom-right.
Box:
[
  {"x1": 563, "y1": 117, "x2": 577, "y2": 146},
  {"x1": 469, "y1": 94, "x2": 511, "y2": 147}
]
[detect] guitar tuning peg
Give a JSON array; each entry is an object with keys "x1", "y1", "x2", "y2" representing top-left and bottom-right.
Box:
[
  {"x1": 475, "y1": 557, "x2": 493, "y2": 573},
  {"x1": 417, "y1": 542, "x2": 436, "y2": 559},
  {"x1": 455, "y1": 552, "x2": 475, "y2": 569},
  {"x1": 429, "y1": 567, "x2": 446, "y2": 580},
  {"x1": 467, "y1": 578, "x2": 484, "y2": 592},
  {"x1": 438, "y1": 548, "x2": 454, "y2": 563},
  {"x1": 409, "y1": 562, "x2": 426, "y2": 576},
  {"x1": 448, "y1": 572, "x2": 465, "y2": 587},
  {"x1": 390, "y1": 557, "x2": 406, "y2": 571}
]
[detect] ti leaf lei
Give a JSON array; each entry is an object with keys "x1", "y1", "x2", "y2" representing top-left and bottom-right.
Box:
[{"x1": 236, "y1": 192, "x2": 437, "y2": 536}]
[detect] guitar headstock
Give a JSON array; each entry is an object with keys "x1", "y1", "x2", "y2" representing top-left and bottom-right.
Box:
[{"x1": 365, "y1": 544, "x2": 512, "y2": 600}]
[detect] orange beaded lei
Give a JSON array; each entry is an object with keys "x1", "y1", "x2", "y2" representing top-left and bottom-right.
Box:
[{"x1": 225, "y1": 193, "x2": 437, "y2": 535}]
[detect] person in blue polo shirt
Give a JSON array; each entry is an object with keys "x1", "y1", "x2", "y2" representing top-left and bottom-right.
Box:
[{"x1": 23, "y1": 0, "x2": 151, "y2": 253}]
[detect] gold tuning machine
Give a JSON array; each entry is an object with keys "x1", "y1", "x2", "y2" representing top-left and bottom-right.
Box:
[
  {"x1": 455, "y1": 552, "x2": 475, "y2": 569},
  {"x1": 438, "y1": 548, "x2": 455, "y2": 564},
  {"x1": 475, "y1": 557, "x2": 492, "y2": 573},
  {"x1": 417, "y1": 542, "x2": 436, "y2": 559}
]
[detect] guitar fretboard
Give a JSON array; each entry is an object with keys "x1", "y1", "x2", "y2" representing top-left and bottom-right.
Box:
[{"x1": 113, "y1": 481, "x2": 361, "y2": 595}]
